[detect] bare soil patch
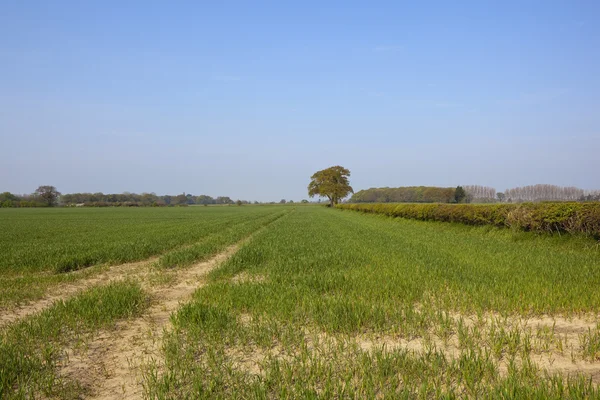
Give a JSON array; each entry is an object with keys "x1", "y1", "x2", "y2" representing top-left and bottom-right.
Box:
[
  {"x1": 58, "y1": 245, "x2": 239, "y2": 399},
  {"x1": 0, "y1": 258, "x2": 157, "y2": 329},
  {"x1": 352, "y1": 312, "x2": 600, "y2": 384}
]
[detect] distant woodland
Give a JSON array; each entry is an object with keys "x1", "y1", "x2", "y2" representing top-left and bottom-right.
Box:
[
  {"x1": 0, "y1": 189, "x2": 301, "y2": 208},
  {"x1": 349, "y1": 184, "x2": 600, "y2": 204},
  {"x1": 350, "y1": 186, "x2": 457, "y2": 203},
  {"x1": 1, "y1": 184, "x2": 599, "y2": 208}
]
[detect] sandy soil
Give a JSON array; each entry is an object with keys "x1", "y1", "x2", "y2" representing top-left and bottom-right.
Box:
[
  {"x1": 58, "y1": 245, "x2": 239, "y2": 399},
  {"x1": 353, "y1": 314, "x2": 600, "y2": 383},
  {"x1": 224, "y1": 314, "x2": 600, "y2": 385},
  {"x1": 0, "y1": 257, "x2": 158, "y2": 329}
]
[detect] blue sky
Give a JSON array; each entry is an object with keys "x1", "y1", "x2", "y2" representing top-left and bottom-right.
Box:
[{"x1": 1, "y1": 1, "x2": 599, "y2": 201}]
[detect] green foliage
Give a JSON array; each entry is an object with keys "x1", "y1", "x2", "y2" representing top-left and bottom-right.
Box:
[
  {"x1": 350, "y1": 186, "x2": 456, "y2": 203},
  {"x1": 0, "y1": 192, "x2": 46, "y2": 208},
  {"x1": 308, "y1": 165, "x2": 353, "y2": 207},
  {"x1": 146, "y1": 206, "x2": 600, "y2": 398},
  {"x1": 338, "y1": 202, "x2": 600, "y2": 238},
  {"x1": 0, "y1": 192, "x2": 19, "y2": 203},
  {"x1": 58, "y1": 192, "x2": 250, "y2": 207},
  {"x1": 3, "y1": 206, "x2": 600, "y2": 397},
  {"x1": 173, "y1": 193, "x2": 188, "y2": 206},
  {"x1": 0, "y1": 281, "x2": 147, "y2": 399},
  {"x1": 454, "y1": 186, "x2": 467, "y2": 203},
  {"x1": 0, "y1": 206, "x2": 288, "y2": 307},
  {"x1": 0, "y1": 207, "x2": 286, "y2": 273},
  {"x1": 216, "y1": 196, "x2": 234, "y2": 205},
  {"x1": 196, "y1": 195, "x2": 215, "y2": 205},
  {"x1": 34, "y1": 185, "x2": 61, "y2": 207},
  {"x1": 156, "y1": 210, "x2": 288, "y2": 269}
]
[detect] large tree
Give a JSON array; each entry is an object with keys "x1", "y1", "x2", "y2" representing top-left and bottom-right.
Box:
[
  {"x1": 308, "y1": 166, "x2": 353, "y2": 207},
  {"x1": 34, "y1": 185, "x2": 61, "y2": 206}
]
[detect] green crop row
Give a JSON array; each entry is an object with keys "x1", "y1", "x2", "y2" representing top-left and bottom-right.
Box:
[
  {"x1": 156, "y1": 210, "x2": 289, "y2": 269},
  {"x1": 0, "y1": 281, "x2": 147, "y2": 399},
  {"x1": 144, "y1": 207, "x2": 600, "y2": 397},
  {"x1": 337, "y1": 202, "x2": 600, "y2": 237},
  {"x1": 0, "y1": 206, "x2": 292, "y2": 309},
  {"x1": 0, "y1": 206, "x2": 289, "y2": 273}
]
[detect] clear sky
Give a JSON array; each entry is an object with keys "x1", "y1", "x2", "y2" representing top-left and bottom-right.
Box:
[{"x1": 1, "y1": 1, "x2": 599, "y2": 201}]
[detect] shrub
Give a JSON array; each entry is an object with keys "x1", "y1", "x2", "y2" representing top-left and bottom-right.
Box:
[{"x1": 337, "y1": 202, "x2": 600, "y2": 238}]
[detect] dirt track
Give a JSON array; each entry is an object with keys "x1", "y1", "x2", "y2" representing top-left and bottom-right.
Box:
[
  {"x1": 58, "y1": 245, "x2": 239, "y2": 399},
  {"x1": 0, "y1": 258, "x2": 157, "y2": 329}
]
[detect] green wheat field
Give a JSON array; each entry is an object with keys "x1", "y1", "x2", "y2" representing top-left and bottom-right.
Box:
[{"x1": 1, "y1": 205, "x2": 600, "y2": 398}]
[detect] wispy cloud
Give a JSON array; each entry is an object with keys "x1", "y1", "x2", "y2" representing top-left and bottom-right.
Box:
[
  {"x1": 212, "y1": 75, "x2": 242, "y2": 82},
  {"x1": 373, "y1": 45, "x2": 403, "y2": 53}
]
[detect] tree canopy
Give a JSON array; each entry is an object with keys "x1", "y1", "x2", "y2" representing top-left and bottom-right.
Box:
[
  {"x1": 34, "y1": 185, "x2": 61, "y2": 207},
  {"x1": 454, "y1": 186, "x2": 467, "y2": 203},
  {"x1": 350, "y1": 186, "x2": 456, "y2": 203},
  {"x1": 308, "y1": 166, "x2": 353, "y2": 207}
]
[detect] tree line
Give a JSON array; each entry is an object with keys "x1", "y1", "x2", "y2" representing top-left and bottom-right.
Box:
[
  {"x1": 0, "y1": 186, "x2": 312, "y2": 208},
  {"x1": 3, "y1": 181, "x2": 599, "y2": 209},
  {"x1": 0, "y1": 186, "x2": 62, "y2": 207},
  {"x1": 501, "y1": 184, "x2": 600, "y2": 203},
  {"x1": 349, "y1": 184, "x2": 600, "y2": 204},
  {"x1": 463, "y1": 185, "x2": 600, "y2": 203},
  {"x1": 350, "y1": 186, "x2": 457, "y2": 203},
  {"x1": 60, "y1": 192, "x2": 241, "y2": 207}
]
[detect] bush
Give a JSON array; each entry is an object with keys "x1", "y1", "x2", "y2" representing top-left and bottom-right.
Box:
[{"x1": 336, "y1": 202, "x2": 600, "y2": 238}]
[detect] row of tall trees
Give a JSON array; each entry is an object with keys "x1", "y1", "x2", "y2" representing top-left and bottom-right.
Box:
[
  {"x1": 463, "y1": 185, "x2": 497, "y2": 203},
  {"x1": 349, "y1": 184, "x2": 600, "y2": 204},
  {"x1": 502, "y1": 185, "x2": 600, "y2": 203}
]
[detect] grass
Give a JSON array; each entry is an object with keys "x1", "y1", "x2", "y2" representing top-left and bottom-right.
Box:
[
  {"x1": 156, "y1": 210, "x2": 289, "y2": 269},
  {"x1": 0, "y1": 280, "x2": 148, "y2": 399},
  {"x1": 337, "y1": 201, "x2": 600, "y2": 238},
  {"x1": 145, "y1": 206, "x2": 600, "y2": 398},
  {"x1": 0, "y1": 206, "x2": 289, "y2": 273},
  {"x1": 2, "y1": 205, "x2": 600, "y2": 397},
  {"x1": 0, "y1": 206, "x2": 290, "y2": 307}
]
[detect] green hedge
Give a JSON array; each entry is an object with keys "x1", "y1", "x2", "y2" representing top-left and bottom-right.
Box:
[{"x1": 336, "y1": 202, "x2": 600, "y2": 238}]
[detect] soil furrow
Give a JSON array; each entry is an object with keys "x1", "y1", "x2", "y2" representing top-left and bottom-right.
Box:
[
  {"x1": 0, "y1": 258, "x2": 156, "y2": 329},
  {"x1": 60, "y1": 246, "x2": 237, "y2": 399},
  {"x1": 57, "y1": 215, "x2": 287, "y2": 399}
]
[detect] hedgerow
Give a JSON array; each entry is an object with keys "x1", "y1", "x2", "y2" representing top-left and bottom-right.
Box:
[{"x1": 336, "y1": 202, "x2": 600, "y2": 238}]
